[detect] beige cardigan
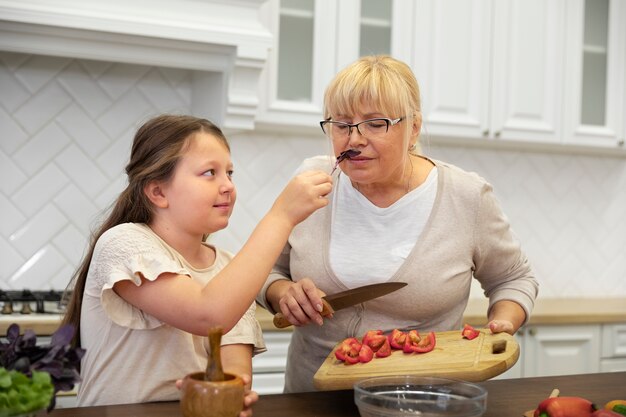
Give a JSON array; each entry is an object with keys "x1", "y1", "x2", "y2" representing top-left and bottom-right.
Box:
[{"x1": 258, "y1": 157, "x2": 539, "y2": 392}]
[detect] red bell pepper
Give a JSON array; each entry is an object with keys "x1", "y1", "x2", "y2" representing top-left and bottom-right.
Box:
[
  {"x1": 462, "y1": 323, "x2": 480, "y2": 340},
  {"x1": 533, "y1": 396, "x2": 597, "y2": 417},
  {"x1": 591, "y1": 410, "x2": 623, "y2": 417},
  {"x1": 388, "y1": 329, "x2": 407, "y2": 350}
]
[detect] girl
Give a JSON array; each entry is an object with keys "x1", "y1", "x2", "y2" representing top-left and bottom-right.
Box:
[{"x1": 62, "y1": 114, "x2": 332, "y2": 412}]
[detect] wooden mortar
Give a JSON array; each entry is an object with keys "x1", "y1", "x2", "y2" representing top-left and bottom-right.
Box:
[{"x1": 180, "y1": 327, "x2": 245, "y2": 417}]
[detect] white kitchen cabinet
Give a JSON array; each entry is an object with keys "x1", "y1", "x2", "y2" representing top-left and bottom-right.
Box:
[
  {"x1": 415, "y1": 0, "x2": 626, "y2": 148},
  {"x1": 494, "y1": 323, "x2": 609, "y2": 380},
  {"x1": 257, "y1": 0, "x2": 395, "y2": 128},
  {"x1": 257, "y1": 0, "x2": 626, "y2": 150},
  {"x1": 564, "y1": 0, "x2": 626, "y2": 148},
  {"x1": 251, "y1": 331, "x2": 292, "y2": 394},
  {"x1": 521, "y1": 324, "x2": 601, "y2": 377},
  {"x1": 600, "y1": 323, "x2": 626, "y2": 372}
]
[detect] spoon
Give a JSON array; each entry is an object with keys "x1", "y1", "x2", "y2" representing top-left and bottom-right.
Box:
[
  {"x1": 330, "y1": 149, "x2": 361, "y2": 175},
  {"x1": 205, "y1": 326, "x2": 225, "y2": 382}
]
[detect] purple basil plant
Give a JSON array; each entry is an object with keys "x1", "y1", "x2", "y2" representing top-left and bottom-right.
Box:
[{"x1": 1, "y1": 323, "x2": 85, "y2": 410}]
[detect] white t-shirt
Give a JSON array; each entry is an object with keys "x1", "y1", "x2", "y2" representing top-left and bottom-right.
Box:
[
  {"x1": 329, "y1": 167, "x2": 438, "y2": 288},
  {"x1": 77, "y1": 223, "x2": 265, "y2": 406}
]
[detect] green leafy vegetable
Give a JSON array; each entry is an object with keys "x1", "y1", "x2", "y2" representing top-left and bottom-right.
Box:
[{"x1": 0, "y1": 368, "x2": 54, "y2": 416}]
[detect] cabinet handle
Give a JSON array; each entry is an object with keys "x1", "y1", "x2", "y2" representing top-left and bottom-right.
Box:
[
  {"x1": 482, "y1": 130, "x2": 489, "y2": 137},
  {"x1": 618, "y1": 139, "x2": 625, "y2": 147},
  {"x1": 494, "y1": 131, "x2": 501, "y2": 138},
  {"x1": 528, "y1": 328, "x2": 536, "y2": 336}
]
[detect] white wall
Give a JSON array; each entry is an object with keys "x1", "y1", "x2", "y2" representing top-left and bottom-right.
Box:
[{"x1": 2, "y1": 52, "x2": 625, "y2": 297}]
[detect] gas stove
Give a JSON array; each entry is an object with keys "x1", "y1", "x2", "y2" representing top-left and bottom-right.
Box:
[{"x1": 0, "y1": 289, "x2": 67, "y2": 315}]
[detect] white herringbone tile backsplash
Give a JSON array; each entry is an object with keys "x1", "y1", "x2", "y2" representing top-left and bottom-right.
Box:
[{"x1": 2, "y1": 52, "x2": 626, "y2": 298}]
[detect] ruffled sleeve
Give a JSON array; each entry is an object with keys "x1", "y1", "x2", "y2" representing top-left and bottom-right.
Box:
[
  {"x1": 222, "y1": 302, "x2": 267, "y2": 356},
  {"x1": 89, "y1": 223, "x2": 190, "y2": 329}
]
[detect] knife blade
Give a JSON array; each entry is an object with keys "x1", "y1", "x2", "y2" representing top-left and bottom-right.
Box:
[{"x1": 272, "y1": 281, "x2": 407, "y2": 328}]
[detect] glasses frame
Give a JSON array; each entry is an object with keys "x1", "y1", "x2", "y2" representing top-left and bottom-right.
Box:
[{"x1": 319, "y1": 117, "x2": 404, "y2": 140}]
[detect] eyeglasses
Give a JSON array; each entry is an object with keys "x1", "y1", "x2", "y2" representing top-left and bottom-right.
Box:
[{"x1": 320, "y1": 117, "x2": 404, "y2": 141}]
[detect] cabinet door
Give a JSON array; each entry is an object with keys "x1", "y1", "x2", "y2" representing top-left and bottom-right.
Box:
[
  {"x1": 257, "y1": 0, "x2": 338, "y2": 127},
  {"x1": 412, "y1": 0, "x2": 492, "y2": 139},
  {"x1": 490, "y1": 0, "x2": 565, "y2": 143},
  {"x1": 522, "y1": 325, "x2": 601, "y2": 377},
  {"x1": 563, "y1": 0, "x2": 626, "y2": 148},
  {"x1": 251, "y1": 332, "x2": 292, "y2": 394}
]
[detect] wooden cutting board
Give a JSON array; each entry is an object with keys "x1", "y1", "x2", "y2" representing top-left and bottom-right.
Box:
[{"x1": 313, "y1": 330, "x2": 519, "y2": 391}]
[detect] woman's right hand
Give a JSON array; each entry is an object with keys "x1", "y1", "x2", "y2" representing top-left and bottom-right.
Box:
[
  {"x1": 274, "y1": 278, "x2": 329, "y2": 327},
  {"x1": 271, "y1": 170, "x2": 332, "y2": 227}
]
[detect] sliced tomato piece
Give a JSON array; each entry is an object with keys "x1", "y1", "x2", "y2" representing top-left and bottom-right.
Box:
[
  {"x1": 334, "y1": 337, "x2": 360, "y2": 362},
  {"x1": 375, "y1": 338, "x2": 392, "y2": 358},
  {"x1": 343, "y1": 341, "x2": 362, "y2": 365},
  {"x1": 362, "y1": 330, "x2": 383, "y2": 348},
  {"x1": 414, "y1": 331, "x2": 436, "y2": 353},
  {"x1": 462, "y1": 324, "x2": 480, "y2": 340},
  {"x1": 358, "y1": 344, "x2": 374, "y2": 363},
  {"x1": 403, "y1": 330, "x2": 421, "y2": 353},
  {"x1": 388, "y1": 329, "x2": 407, "y2": 350}
]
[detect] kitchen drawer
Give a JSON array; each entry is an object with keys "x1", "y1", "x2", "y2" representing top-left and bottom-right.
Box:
[
  {"x1": 251, "y1": 373, "x2": 285, "y2": 395},
  {"x1": 600, "y1": 357, "x2": 626, "y2": 373},
  {"x1": 601, "y1": 323, "x2": 626, "y2": 358},
  {"x1": 253, "y1": 332, "x2": 292, "y2": 373}
]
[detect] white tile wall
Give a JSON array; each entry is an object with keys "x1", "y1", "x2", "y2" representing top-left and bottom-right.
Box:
[{"x1": 2, "y1": 52, "x2": 625, "y2": 297}]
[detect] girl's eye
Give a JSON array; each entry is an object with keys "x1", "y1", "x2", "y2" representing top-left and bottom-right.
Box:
[
  {"x1": 227, "y1": 170, "x2": 234, "y2": 179},
  {"x1": 203, "y1": 169, "x2": 216, "y2": 177}
]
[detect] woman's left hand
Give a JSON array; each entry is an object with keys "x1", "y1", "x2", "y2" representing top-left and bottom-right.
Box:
[
  {"x1": 175, "y1": 374, "x2": 259, "y2": 417},
  {"x1": 487, "y1": 319, "x2": 515, "y2": 335}
]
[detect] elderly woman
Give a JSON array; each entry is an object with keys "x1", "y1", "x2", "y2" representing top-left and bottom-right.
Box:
[{"x1": 257, "y1": 55, "x2": 539, "y2": 393}]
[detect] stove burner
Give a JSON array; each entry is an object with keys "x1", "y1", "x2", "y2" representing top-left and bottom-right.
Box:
[{"x1": 0, "y1": 289, "x2": 67, "y2": 315}]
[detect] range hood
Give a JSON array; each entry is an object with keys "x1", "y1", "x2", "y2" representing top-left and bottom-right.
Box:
[{"x1": 0, "y1": 0, "x2": 272, "y2": 130}]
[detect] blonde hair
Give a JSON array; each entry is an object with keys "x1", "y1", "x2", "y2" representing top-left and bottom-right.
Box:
[{"x1": 323, "y1": 55, "x2": 422, "y2": 154}]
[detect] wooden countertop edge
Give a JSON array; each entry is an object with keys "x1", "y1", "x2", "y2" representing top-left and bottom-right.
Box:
[
  {"x1": 2, "y1": 298, "x2": 625, "y2": 336},
  {"x1": 257, "y1": 297, "x2": 626, "y2": 331}
]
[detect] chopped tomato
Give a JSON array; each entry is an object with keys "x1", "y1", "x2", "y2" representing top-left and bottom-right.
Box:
[
  {"x1": 362, "y1": 330, "x2": 383, "y2": 347},
  {"x1": 403, "y1": 330, "x2": 422, "y2": 353},
  {"x1": 358, "y1": 344, "x2": 374, "y2": 363},
  {"x1": 388, "y1": 329, "x2": 407, "y2": 350},
  {"x1": 375, "y1": 338, "x2": 392, "y2": 358},
  {"x1": 334, "y1": 337, "x2": 360, "y2": 362},
  {"x1": 343, "y1": 341, "x2": 361, "y2": 365},
  {"x1": 462, "y1": 324, "x2": 480, "y2": 340},
  {"x1": 414, "y1": 331, "x2": 436, "y2": 353}
]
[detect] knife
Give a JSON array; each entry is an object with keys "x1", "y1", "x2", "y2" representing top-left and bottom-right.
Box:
[{"x1": 272, "y1": 281, "x2": 407, "y2": 329}]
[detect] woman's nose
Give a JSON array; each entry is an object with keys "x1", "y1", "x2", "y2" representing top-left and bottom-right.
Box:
[{"x1": 348, "y1": 125, "x2": 366, "y2": 146}]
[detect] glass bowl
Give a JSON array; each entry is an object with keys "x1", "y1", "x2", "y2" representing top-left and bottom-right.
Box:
[{"x1": 354, "y1": 376, "x2": 488, "y2": 417}]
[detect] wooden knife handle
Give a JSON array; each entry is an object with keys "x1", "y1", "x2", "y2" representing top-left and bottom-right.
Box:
[{"x1": 272, "y1": 299, "x2": 335, "y2": 329}]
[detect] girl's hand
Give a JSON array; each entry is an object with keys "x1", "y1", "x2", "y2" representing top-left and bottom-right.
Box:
[
  {"x1": 278, "y1": 278, "x2": 328, "y2": 327},
  {"x1": 239, "y1": 374, "x2": 258, "y2": 417},
  {"x1": 272, "y1": 171, "x2": 332, "y2": 227},
  {"x1": 175, "y1": 374, "x2": 258, "y2": 417},
  {"x1": 487, "y1": 319, "x2": 515, "y2": 335}
]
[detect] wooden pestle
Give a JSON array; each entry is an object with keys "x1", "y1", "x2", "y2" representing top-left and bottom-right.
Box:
[{"x1": 205, "y1": 326, "x2": 225, "y2": 382}]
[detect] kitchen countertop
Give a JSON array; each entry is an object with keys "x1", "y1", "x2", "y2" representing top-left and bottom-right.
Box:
[
  {"x1": 2, "y1": 297, "x2": 626, "y2": 336},
  {"x1": 43, "y1": 371, "x2": 626, "y2": 417},
  {"x1": 255, "y1": 297, "x2": 626, "y2": 331}
]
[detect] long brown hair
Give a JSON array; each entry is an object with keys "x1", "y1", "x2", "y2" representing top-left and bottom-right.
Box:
[{"x1": 62, "y1": 114, "x2": 229, "y2": 347}]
